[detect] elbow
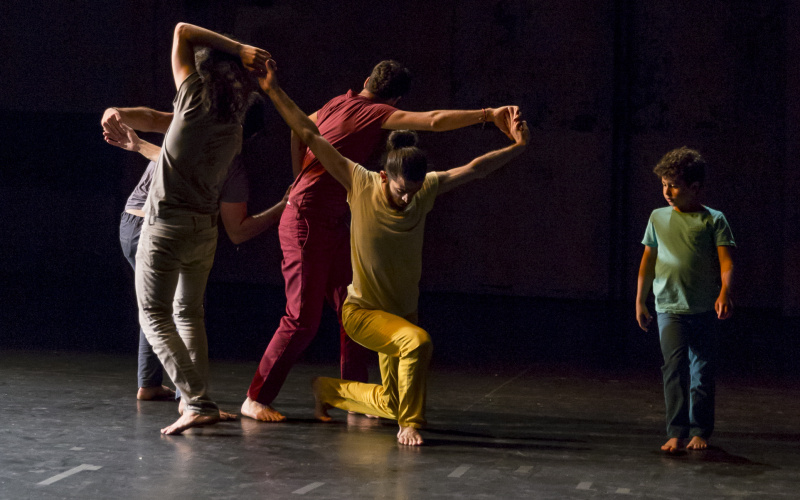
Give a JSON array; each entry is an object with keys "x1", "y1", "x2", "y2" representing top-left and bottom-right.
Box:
[
  {"x1": 227, "y1": 231, "x2": 246, "y2": 245},
  {"x1": 174, "y1": 23, "x2": 188, "y2": 39}
]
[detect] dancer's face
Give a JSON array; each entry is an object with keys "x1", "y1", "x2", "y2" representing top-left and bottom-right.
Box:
[{"x1": 380, "y1": 171, "x2": 424, "y2": 210}]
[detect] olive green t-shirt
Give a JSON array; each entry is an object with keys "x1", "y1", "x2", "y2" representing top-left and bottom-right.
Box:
[
  {"x1": 642, "y1": 206, "x2": 735, "y2": 314},
  {"x1": 345, "y1": 164, "x2": 439, "y2": 317},
  {"x1": 145, "y1": 72, "x2": 242, "y2": 218}
]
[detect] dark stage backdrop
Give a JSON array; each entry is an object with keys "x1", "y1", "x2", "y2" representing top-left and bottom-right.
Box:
[{"x1": 1, "y1": 1, "x2": 798, "y2": 376}]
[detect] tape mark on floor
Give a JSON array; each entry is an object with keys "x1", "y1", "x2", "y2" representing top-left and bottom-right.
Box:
[
  {"x1": 463, "y1": 368, "x2": 531, "y2": 411},
  {"x1": 37, "y1": 464, "x2": 102, "y2": 486},
  {"x1": 293, "y1": 482, "x2": 324, "y2": 495},
  {"x1": 448, "y1": 465, "x2": 471, "y2": 478}
]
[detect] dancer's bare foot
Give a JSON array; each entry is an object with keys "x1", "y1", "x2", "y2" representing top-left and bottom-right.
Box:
[
  {"x1": 240, "y1": 397, "x2": 286, "y2": 422},
  {"x1": 178, "y1": 399, "x2": 233, "y2": 420},
  {"x1": 686, "y1": 436, "x2": 708, "y2": 450},
  {"x1": 397, "y1": 426, "x2": 423, "y2": 446},
  {"x1": 311, "y1": 378, "x2": 333, "y2": 423},
  {"x1": 219, "y1": 409, "x2": 238, "y2": 421},
  {"x1": 137, "y1": 385, "x2": 176, "y2": 401},
  {"x1": 161, "y1": 411, "x2": 220, "y2": 435},
  {"x1": 661, "y1": 437, "x2": 683, "y2": 453}
]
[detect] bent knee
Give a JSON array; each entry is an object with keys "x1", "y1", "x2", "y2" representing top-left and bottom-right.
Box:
[{"x1": 400, "y1": 327, "x2": 432, "y2": 356}]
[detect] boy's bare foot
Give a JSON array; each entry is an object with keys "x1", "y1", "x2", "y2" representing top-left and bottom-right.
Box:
[
  {"x1": 311, "y1": 378, "x2": 333, "y2": 422},
  {"x1": 686, "y1": 436, "x2": 708, "y2": 450},
  {"x1": 240, "y1": 397, "x2": 286, "y2": 422},
  {"x1": 161, "y1": 411, "x2": 220, "y2": 435},
  {"x1": 137, "y1": 385, "x2": 176, "y2": 401},
  {"x1": 661, "y1": 437, "x2": 683, "y2": 453},
  {"x1": 397, "y1": 426, "x2": 423, "y2": 446}
]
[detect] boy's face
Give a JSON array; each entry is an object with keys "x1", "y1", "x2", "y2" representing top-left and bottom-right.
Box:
[{"x1": 661, "y1": 176, "x2": 701, "y2": 212}]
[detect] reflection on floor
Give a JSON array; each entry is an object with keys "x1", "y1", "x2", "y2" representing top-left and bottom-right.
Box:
[{"x1": 1, "y1": 351, "x2": 798, "y2": 499}]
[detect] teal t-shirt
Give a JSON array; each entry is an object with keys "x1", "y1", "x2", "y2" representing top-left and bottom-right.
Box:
[{"x1": 642, "y1": 206, "x2": 735, "y2": 314}]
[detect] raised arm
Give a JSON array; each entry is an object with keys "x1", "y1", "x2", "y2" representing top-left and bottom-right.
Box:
[
  {"x1": 636, "y1": 245, "x2": 658, "y2": 331},
  {"x1": 290, "y1": 111, "x2": 318, "y2": 179},
  {"x1": 259, "y1": 61, "x2": 354, "y2": 191},
  {"x1": 171, "y1": 22, "x2": 269, "y2": 90},
  {"x1": 716, "y1": 245, "x2": 735, "y2": 319},
  {"x1": 384, "y1": 106, "x2": 519, "y2": 139},
  {"x1": 436, "y1": 113, "x2": 528, "y2": 195}
]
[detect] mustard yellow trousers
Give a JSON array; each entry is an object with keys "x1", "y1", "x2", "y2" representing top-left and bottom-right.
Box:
[{"x1": 315, "y1": 302, "x2": 433, "y2": 428}]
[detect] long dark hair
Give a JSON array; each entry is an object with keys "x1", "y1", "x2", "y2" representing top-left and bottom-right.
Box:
[
  {"x1": 195, "y1": 47, "x2": 258, "y2": 124},
  {"x1": 383, "y1": 130, "x2": 427, "y2": 182}
]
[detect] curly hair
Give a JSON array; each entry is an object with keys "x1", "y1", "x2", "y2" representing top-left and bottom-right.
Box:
[
  {"x1": 653, "y1": 146, "x2": 706, "y2": 186},
  {"x1": 195, "y1": 47, "x2": 258, "y2": 124},
  {"x1": 366, "y1": 60, "x2": 412, "y2": 100},
  {"x1": 382, "y1": 130, "x2": 427, "y2": 182}
]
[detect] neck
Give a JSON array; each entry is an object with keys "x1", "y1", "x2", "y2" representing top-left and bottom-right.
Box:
[
  {"x1": 673, "y1": 202, "x2": 703, "y2": 213},
  {"x1": 359, "y1": 88, "x2": 392, "y2": 105}
]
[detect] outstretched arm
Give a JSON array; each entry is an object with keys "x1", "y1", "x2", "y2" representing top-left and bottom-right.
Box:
[
  {"x1": 716, "y1": 245, "x2": 735, "y2": 319},
  {"x1": 171, "y1": 22, "x2": 270, "y2": 90},
  {"x1": 259, "y1": 61, "x2": 354, "y2": 191},
  {"x1": 436, "y1": 112, "x2": 528, "y2": 195},
  {"x1": 384, "y1": 106, "x2": 519, "y2": 139},
  {"x1": 636, "y1": 246, "x2": 657, "y2": 331}
]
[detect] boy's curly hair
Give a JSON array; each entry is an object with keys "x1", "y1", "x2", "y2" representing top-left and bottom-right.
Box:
[
  {"x1": 653, "y1": 146, "x2": 706, "y2": 186},
  {"x1": 366, "y1": 60, "x2": 412, "y2": 100}
]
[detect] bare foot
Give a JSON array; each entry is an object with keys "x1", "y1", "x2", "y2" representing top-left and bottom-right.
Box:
[
  {"x1": 219, "y1": 409, "x2": 238, "y2": 421},
  {"x1": 161, "y1": 411, "x2": 220, "y2": 435},
  {"x1": 137, "y1": 385, "x2": 176, "y2": 401},
  {"x1": 240, "y1": 397, "x2": 286, "y2": 422},
  {"x1": 661, "y1": 437, "x2": 683, "y2": 453},
  {"x1": 397, "y1": 426, "x2": 423, "y2": 446},
  {"x1": 311, "y1": 378, "x2": 333, "y2": 423},
  {"x1": 686, "y1": 436, "x2": 708, "y2": 450}
]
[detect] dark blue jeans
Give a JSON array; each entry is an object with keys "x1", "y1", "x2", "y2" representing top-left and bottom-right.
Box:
[
  {"x1": 120, "y1": 211, "x2": 177, "y2": 396},
  {"x1": 657, "y1": 311, "x2": 717, "y2": 439}
]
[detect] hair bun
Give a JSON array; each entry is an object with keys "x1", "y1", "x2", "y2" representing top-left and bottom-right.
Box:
[{"x1": 387, "y1": 130, "x2": 418, "y2": 150}]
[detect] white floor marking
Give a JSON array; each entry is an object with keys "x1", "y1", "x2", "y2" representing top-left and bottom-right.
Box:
[
  {"x1": 576, "y1": 481, "x2": 593, "y2": 490},
  {"x1": 37, "y1": 464, "x2": 102, "y2": 486},
  {"x1": 70, "y1": 447, "x2": 84, "y2": 451},
  {"x1": 292, "y1": 482, "x2": 324, "y2": 495},
  {"x1": 616, "y1": 488, "x2": 631, "y2": 494},
  {"x1": 448, "y1": 465, "x2": 471, "y2": 478},
  {"x1": 463, "y1": 368, "x2": 531, "y2": 411},
  {"x1": 515, "y1": 466, "x2": 533, "y2": 473}
]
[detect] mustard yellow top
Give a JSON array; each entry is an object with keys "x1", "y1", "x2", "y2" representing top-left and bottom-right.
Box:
[{"x1": 345, "y1": 164, "x2": 440, "y2": 317}]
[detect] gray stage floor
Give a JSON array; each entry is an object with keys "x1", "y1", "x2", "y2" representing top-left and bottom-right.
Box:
[{"x1": 1, "y1": 351, "x2": 799, "y2": 499}]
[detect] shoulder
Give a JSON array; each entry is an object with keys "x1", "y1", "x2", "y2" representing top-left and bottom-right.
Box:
[
  {"x1": 702, "y1": 205, "x2": 727, "y2": 219},
  {"x1": 649, "y1": 206, "x2": 671, "y2": 221},
  {"x1": 351, "y1": 163, "x2": 377, "y2": 191},
  {"x1": 178, "y1": 72, "x2": 201, "y2": 95}
]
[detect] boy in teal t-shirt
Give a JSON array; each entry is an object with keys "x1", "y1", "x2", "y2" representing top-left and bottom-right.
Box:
[{"x1": 635, "y1": 147, "x2": 735, "y2": 453}]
